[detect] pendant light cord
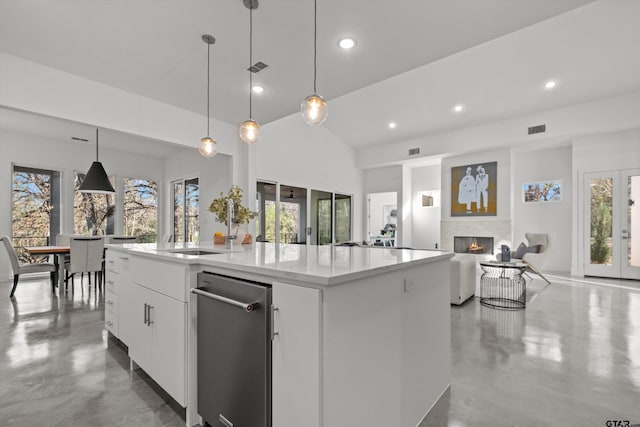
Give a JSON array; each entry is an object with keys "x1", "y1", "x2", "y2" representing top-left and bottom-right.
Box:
[
  {"x1": 249, "y1": 7, "x2": 253, "y2": 119},
  {"x1": 313, "y1": 0, "x2": 317, "y2": 94},
  {"x1": 207, "y1": 41, "x2": 211, "y2": 136},
  {"x1": 95, "y1": 128, "x2": 99, "y2": 161}
]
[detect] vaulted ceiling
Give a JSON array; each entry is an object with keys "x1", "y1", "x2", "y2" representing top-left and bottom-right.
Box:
[{"x1": 2, "y1": 0, "x2": 639, "y2": 152}]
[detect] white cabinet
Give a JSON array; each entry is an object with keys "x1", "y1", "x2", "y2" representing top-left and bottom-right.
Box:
[
  {"x1": 112, "y1": 252, "x2": 188, "y2": 407},
  {"x1": 104, "y1": 251, "x2": 131, "y2": 338},
  {"x1": 272, "y1": 282, "x2": 322, "y2": 427},
  {"x1": 122, "y1": 280, "x2": 187, "y2": 406}
]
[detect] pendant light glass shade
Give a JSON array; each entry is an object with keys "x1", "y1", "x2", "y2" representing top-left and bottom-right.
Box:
[
  {"x1": 78, "y1": 128, "x2": 116, "y2": 194},
  {"x1": 239, "y1": 119, "x2": 260, "y2": 144},
  {"x1": 301, "y1": 0, "x2": 327, "y2": 126},
  {"x1": 200, "y1": 34, "x2": 218, "y2": 157},
  {"x1": 199, "y1": 136, "x2": 217, "y2": 157},
  {"x1": 239, "y1": 4, "x2": 261, "y2": 144},
  {"x1": 301, "y1": 94, "x2": 328, "y2": 125}
]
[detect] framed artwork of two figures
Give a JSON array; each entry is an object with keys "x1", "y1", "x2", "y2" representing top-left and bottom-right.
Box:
[{"x1": 451, "y1": 161, "x2": 497, "y2": 216}]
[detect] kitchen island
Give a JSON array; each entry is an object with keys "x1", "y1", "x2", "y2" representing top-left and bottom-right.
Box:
[{"x1": 105, "y1": 242, "x2": 453, "y2": 427}]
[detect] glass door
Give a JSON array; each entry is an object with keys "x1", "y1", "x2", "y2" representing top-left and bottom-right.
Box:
[
  {"x1": 172, "y1": 177, "x2": 199, "y2": 243},
  {"x1": 12, "y1": 165, "x2": 61, "y2": 263},
  {"x1": 280, "y1": 185, "x2": 307, "y2": 244},
  {"x1": 584, "y1": 169, "x2": 640, "y2": 279},
  {"x1": 311, "y1": 190, "x2": 332, "y2": 245}
]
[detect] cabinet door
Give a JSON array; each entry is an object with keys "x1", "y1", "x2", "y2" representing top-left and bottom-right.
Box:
[
  {"x1": 149, "y1": 292, "x2": 187, "y2": 406},
  {"x1": 272, "y1": 282, "x2": 321, "y2": 427},
  {"x1": 120, "y1": 282, "x2": 152, "y2": 371}
]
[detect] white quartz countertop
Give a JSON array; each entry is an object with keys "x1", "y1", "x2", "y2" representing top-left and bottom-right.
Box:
[{"x1": 106, "y1": 242, "x2": 454, "y2": 286}]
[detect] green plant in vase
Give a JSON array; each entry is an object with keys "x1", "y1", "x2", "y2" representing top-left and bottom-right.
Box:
[{"x1": 208, "y1": 185, "x2": 257, "y2": 242}]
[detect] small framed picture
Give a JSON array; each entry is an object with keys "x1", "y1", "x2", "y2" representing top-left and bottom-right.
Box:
[
  {"x1": 522, "y1": 180, "x2": 562, "y2": 203},
  {"x1": 418, "y1": 190, "x2": 440, "y2": 207}
]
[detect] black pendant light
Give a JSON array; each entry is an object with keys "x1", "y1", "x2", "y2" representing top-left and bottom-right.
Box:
[{"x1": 78, "y1": 128, "x2": 115, "y2": 194}]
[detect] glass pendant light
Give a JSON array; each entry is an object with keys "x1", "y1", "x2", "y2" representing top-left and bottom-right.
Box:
[
  {"x1": 301, "y1": 0, "x2": 328, "y2": 125},
  {"x1": 78, "y1": 128, "x2": 116, "y2": 194},
  {"x1": 239, "y1": 1, "x2": 261, "y2": 144},
  {"x1": 199, "y1": 34, "x2": 218, "y2": 158}
]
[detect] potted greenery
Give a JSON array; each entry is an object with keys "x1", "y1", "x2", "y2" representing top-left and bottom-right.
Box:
[{"x1": 208, "y1": 185, "x2": 257, "y2": 244}]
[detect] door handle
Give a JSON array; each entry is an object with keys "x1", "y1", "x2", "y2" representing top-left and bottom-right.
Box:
[
  {"x1": 191, "y1": 288, "x2": 260, "y2": 312},
  {"x1": 148, "y1": 305, "x2": 154, "y2": 325},
  {"x1": 270, "y1": 305, "x2": 279, "y2": 341},
  {"x1": 144, "y1": 303, "x2": 148, "y2": 325}
]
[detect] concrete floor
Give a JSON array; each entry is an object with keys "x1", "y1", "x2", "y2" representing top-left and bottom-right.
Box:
[{"x1": 1, "y1": 273, "x2": 639, "y2": 426}]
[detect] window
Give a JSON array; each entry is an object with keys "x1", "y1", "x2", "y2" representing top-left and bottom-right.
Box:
[
  {"x1": 12, "y1": 165, "x2": 61, "y2": 263},
  {"x1": 173, "y1": 178, "x2": 199, "y2": 243},
  {"x1": 74, "y1": 172, "x2": 115, "y2": 235},
  {"x1": 335, "y1": 193, "x2": 352, "y2": 243},
  {"x1": 256, "y1": 181, "x2": 276, "y2": 242},
  {"x1": 124, "y1": 178, "x2": 158, "y2": 243},
  {"x1": 280, "y1": 185, "x2": 307, "y2": 244}
]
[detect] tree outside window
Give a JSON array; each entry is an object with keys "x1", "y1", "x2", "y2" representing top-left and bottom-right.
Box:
[
  {"x1": 74, "y1": 172, "x2": 115, "y2": 235},
  {"x1": 124, "y1": 178, "x2": 158, "y2": 243}
]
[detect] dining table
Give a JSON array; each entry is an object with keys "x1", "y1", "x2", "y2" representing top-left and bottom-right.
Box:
[{"x1": 23, "y1": 245, "x2": 70, "y2": 293}]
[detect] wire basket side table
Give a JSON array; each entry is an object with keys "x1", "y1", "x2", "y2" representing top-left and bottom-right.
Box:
[{"x1": 479, "y1": 262, "x2": 527, "y2": 310}]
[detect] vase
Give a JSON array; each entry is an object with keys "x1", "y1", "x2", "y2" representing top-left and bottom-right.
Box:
[{"x1": 231, "y1": 223, "x2": 247, "y2": 242}]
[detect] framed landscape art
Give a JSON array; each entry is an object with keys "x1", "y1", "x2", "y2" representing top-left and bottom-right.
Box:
[{"x1": 522, "y1": 180, "x2": 562, "y2": 203}]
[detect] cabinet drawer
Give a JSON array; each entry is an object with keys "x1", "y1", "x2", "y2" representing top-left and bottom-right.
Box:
[
  {"x1": 104, "y1": 276, "x2": 120, "y2": 294},
  {"x1": 130, "y1": 257, "x2": 188, "y2": 302},
  {"x1": 105, "y1": 291, "x2": 118, "y2": 337},
  {"x1": 105, "y1": 251, "x2": 131, "y2": 274},
  {"x1": 105, "y1": 291, "x2": 118, "y2": 314},
  {"x1": 105, "y1": 314, "x2": 118, "y2": 336}
]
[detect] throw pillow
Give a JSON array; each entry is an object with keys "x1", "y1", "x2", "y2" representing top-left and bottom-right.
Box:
[
  {"x1": 514, "y1": 242, "x2": 541, "y2": 259},
  {"x1": 514, "y1": 242, "x2": 527, "y2": 259}
]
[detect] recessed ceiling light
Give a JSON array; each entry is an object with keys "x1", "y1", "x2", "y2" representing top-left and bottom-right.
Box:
[
  {"x1": 338, "y1": 38, "x2": 356, "y2": 50},
  {"x1": 544, "y1": 80, "x2": 557, "y2": 89},
  {"x1": 252, "y1": 85, "x2": 264, "y2": 94},
  {"x1": 453, "y1": 104, "x2": 464, "y2": 113},
  {"x1": 388, "y1": 122, "x2": 397, "y2": 129}
]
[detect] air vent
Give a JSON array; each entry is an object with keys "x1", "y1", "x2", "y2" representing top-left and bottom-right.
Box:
[
  {"x1": 409, "y1": 148, "x2": 420, "y2": 156},
  {"x1": 528, "y1": 124, "x2": 546, "y2": 135},
  {"x1": 71, "y1": 136, "x2": 89, "y2": 142},
  {"x1": 247, "y1": 61, "x2": 268, "y2": 73}
]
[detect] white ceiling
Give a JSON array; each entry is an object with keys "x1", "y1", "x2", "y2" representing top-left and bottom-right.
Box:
[
  {"x1": 0, "y1": 107, "x2": 187, "y2": 158},
  {"x1": 2, "y1": 0, "x2": 620, "y2": 153}
]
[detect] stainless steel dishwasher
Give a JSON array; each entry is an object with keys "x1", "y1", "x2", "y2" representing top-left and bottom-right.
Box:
[{"x1": 193, "y1": 272, "x2": 272, "y2": 427}]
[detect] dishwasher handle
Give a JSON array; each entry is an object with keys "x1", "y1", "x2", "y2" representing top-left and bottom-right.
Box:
[{"x1": 192, "y1": 288, "x2": 260, "y2": 312}]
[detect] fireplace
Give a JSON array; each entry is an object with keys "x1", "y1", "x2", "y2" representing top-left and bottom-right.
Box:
[{"x1": 454, "y1": 236, "x2": 494, "y2": 255}]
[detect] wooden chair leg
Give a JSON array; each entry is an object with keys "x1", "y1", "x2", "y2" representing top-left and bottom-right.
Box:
[
  {"x1": 9, "y1": 274, "x2": 19, "y2": 297},
  {"x1": 50, "y1": 271, "x2": 56, "y2": 294}
]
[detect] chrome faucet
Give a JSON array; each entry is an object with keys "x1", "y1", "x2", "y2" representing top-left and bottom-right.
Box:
[{"x1": 226, "y1": 198, "x2": 236, "y2": 249}]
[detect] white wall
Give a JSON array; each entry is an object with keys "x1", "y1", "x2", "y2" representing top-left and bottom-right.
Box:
[
  {"x1": 512, "y1": 145, "x2": 572, "y2": 272},
  {"x1": 255, "y1": 114, "x2": 363, "y2": 242},
  {"x1": 411, "y1": 164, "x2": 441, "y2": 250},
  {"x1": 0, "y1": 128, "x2": 166, "y2": 281},
  {"x1": 571, "y1": 128, "x2": 640, "y2": 275},
  {"x1": 164, "y1": 150, "x2": 232, "y2": 243},
  {"x1": 0, "y1": 52, "x2": 248, "y2": 195}
]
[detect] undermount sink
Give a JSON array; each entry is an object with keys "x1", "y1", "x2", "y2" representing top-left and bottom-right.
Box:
[{"x1": 168, "y1": 249, "x2": 222, "y2": 256}]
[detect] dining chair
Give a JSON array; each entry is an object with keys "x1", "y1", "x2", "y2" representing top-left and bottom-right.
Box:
[
  {"x1": 64, "y1": 237, "x2": 105, "y2": 292},
  {"x1": 1, "y1": 236, "x2": 57, "y2": 297}
]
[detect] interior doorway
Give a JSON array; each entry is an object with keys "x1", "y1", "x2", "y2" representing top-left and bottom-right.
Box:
[
  {"x1": 367, "y1": 192, "x2": 398, "y2": 246},
  {"x1": 583, "y1": 169, "x2": 640, "y2": 279}
]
